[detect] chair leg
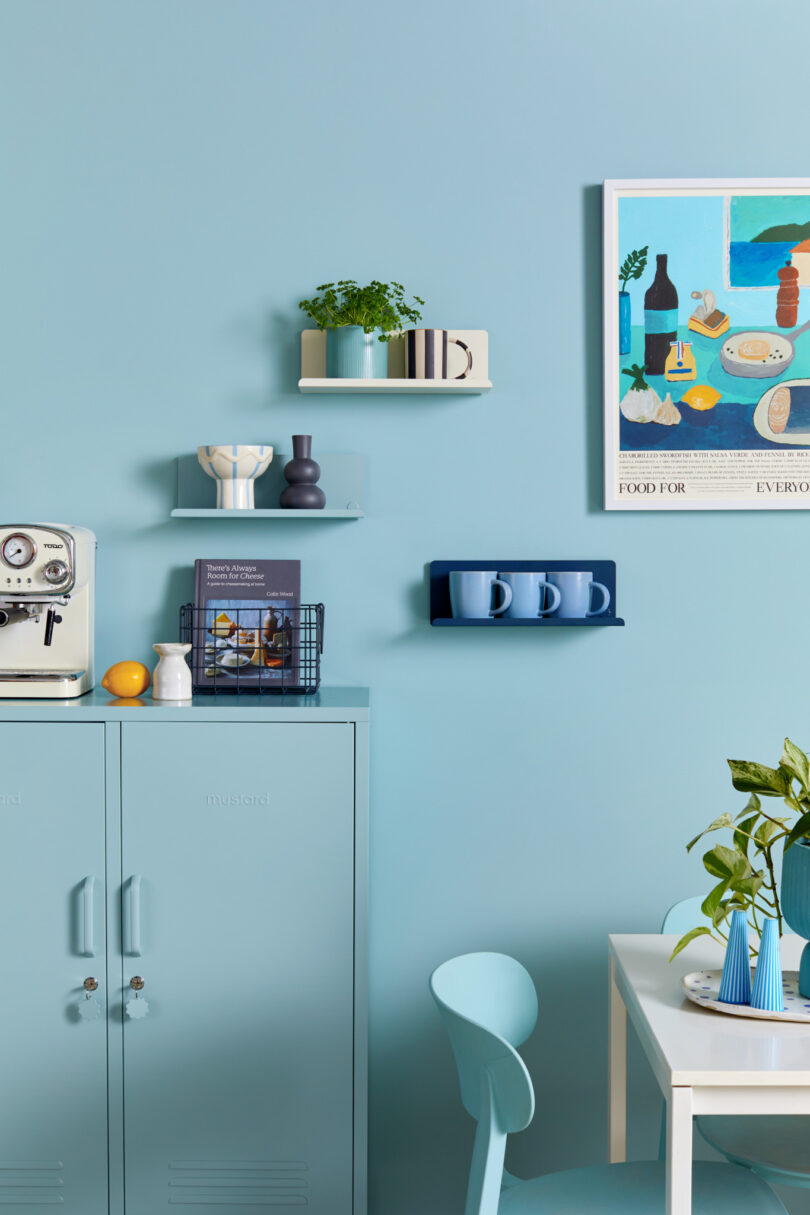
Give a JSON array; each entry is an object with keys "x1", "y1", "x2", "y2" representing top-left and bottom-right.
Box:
[{"x1": 465, "y1": 1076, "x2": 507, "y2": 1215}]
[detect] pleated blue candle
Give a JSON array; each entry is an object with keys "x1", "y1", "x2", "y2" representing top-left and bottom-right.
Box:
[
  {"x1": 750, "y1": 917, "x2": 784, "y2": 1013},
  {"x1": 718, "y1": 909, "x2": 752, "y2": 1004}
]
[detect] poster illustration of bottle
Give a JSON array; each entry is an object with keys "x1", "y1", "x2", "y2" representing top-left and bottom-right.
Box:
[{"x1": 604, "y1": 180, "x2": 810, "y2": 510}]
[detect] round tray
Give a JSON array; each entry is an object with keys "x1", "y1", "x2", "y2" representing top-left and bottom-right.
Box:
[{"x1": 683, "y1": 969, "x2": 810, "y2": 1023}]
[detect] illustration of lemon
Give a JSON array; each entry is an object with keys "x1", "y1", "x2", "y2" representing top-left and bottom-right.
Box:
[
  {"x1": 101, "y1": 660, "x2": 151, "y2": 698},
  {"x1": 681, "y1": 384, "x2": 721, "y2": 413}
]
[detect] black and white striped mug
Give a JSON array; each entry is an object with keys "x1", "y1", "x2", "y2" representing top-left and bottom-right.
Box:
[{"x1": 405, "y1": 329, "x2": 473, "y2": 380}]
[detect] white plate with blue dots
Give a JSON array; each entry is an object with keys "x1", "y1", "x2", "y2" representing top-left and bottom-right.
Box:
[{"x1": 683, "y1": 970, "x2": 810, "y2": 1022}]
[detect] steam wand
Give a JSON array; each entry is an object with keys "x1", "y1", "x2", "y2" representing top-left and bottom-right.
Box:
[{"x1": 44, "y1": 606, "x2": 63, "y2": 646}]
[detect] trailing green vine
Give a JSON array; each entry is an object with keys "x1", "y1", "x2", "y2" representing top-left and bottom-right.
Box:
[{"x1": 671, "y1": 738, "x2": 810, "y2": 961}]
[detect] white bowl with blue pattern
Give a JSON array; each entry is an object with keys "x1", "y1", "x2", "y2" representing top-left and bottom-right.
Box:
[{"x1": 197, "y1": 445, "x2": 274, "y2": 509}]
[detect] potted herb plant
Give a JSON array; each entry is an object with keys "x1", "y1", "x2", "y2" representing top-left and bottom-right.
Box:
[
  {"x1": 618, "y1": 247, "x2": 648, "y2": 356},
  {"x1": 299, "y1": 280, "x2": 425, "y2": 379},
  {"x1": 674, "y1": 737, "x2": 810, "y2": 995}
]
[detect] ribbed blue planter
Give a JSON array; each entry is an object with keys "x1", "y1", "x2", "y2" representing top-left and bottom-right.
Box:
[
  {"x1": 618, "y1": 291, "x2": 631, "y2": 355},
  {"x1": 328, "y1": 326, "x2": 388, "y2": 378},
  {"x1": 781, "y1": 839, "x2": 810, "y2": 996},
  {"x1": 750, "y1": 918, "x2": 784, "y2": 1012},
  {"x1": 718, "y1": 909, "x2": 752, "y2": 1005}
]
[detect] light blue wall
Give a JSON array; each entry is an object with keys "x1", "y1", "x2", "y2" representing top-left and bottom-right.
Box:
[{"x1": 3, "y1": 2, "x2": 810, "y2": 1212}]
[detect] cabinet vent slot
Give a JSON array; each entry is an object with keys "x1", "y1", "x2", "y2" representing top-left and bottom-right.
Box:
[
  {"x1": 168, "y1": 1162, "x2": 307, "y2": 1206},
  {"x1": 0, "y1": 1163, "x2": 64, "y2": 1204}
]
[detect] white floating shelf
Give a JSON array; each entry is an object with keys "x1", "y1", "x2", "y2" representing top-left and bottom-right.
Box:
[
  {"x1": 299, "y1": 329, "x2": 491, "y2": 394},
  {"x1": 299, "y1": 377, "x2": 491, "y2": 395}
]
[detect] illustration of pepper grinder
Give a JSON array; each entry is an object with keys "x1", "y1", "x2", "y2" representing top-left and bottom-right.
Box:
[
  {"x1": 777, "y1": 260, "x2": 800, "y2": 329},
  {"x1": 280, "y1": 436, "x2": 326, "y2": 509}
]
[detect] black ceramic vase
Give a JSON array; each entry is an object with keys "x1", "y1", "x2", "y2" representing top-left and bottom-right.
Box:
[{"x1": 280, "y1": 435, "x2": 326, "y2": 509}]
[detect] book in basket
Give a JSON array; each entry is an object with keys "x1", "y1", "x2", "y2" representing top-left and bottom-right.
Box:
[{"x1": 192, "y1": 559, "x2": 301, "y2": 688}]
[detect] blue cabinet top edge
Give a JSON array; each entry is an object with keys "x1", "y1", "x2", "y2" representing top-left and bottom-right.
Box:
[{"x1": 0, "y1": 686, "x2": 369, "y2": 721}]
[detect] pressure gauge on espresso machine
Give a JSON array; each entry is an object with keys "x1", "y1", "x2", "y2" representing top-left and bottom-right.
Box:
[{"x1": 1, "y1": 533, "x2": 36, "y2": 568}]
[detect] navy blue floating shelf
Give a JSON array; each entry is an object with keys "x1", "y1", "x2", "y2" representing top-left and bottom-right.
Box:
[{"x1": 429, "y1": 560, "x2": 625, "y2": 627}]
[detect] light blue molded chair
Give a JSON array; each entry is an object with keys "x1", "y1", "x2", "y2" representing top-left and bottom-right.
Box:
[
  {"x1": 663, "y1": 898, "x2": 810, "y2": 1191},
  {"x1": 430, "y1": 951, "x2": 788, "y2": 1215}
]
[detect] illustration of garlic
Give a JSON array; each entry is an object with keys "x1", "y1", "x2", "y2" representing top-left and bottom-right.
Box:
[{"x1": 620, "y1": 363, "x2": 662, "y2": 423}]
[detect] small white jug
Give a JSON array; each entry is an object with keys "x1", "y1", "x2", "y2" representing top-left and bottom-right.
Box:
[{"x1": 152, "y1": 643, "x2": 192, "y2": 701}]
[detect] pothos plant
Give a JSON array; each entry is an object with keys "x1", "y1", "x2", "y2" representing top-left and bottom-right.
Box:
[
  {"x1": 671, "y1": 738, "x2": 810, "y2": 961},
  {"x1": 298, "y1": 280, "x2": 425, "y2": 342}
]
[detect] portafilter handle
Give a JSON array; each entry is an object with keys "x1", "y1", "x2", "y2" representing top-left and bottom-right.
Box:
[{"x1": 0, "y1": 607, "x2": 31, "y2": 627}]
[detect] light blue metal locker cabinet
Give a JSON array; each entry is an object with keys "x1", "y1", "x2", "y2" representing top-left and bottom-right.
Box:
[
  {"x1": 0, "y1": 723, "x2": 108, "y2": 1214},
  {"x1": 119, "y1": 721, "x2": 356, "y2": 1213},
  {"x1": 0, "y1": 691, "x2": 368, "y2": 1215}
]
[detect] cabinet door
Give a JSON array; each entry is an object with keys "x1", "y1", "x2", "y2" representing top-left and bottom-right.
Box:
[
  {"x1": 0, "y1": 723, "x2": 108, "y2": 1214},
  {"x1": 120, "y1": 723, "x2": 356, "y2": 1215}
]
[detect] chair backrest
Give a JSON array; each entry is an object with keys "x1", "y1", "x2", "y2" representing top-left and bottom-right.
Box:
[
  {"x1": 661, "y1": 896, "x2": 706, "y2": 934},
  {"x1": 430, "y1": 953, "x2": 538, "y2": 1215}
]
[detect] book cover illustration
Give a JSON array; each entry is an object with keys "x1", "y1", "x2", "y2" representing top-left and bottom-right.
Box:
[{"x1": 193, "y1": 559, "x2": 300, "y2": 688}]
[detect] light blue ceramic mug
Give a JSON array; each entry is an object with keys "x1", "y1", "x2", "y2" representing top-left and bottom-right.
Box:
[
  {"x1": 547, "y1": 571, "x2": 610, "y2": 618},
  {"x1": 499, "y1": 572, "x2": 561, "y2": 619},
  {"x1": 449, "y1": 570, "x2": 513, "y2": 619}
]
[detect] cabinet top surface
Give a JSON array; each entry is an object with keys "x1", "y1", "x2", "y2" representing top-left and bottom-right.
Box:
[{"x1": 0, "y1": 686, "x2": 369, "y2": 721}]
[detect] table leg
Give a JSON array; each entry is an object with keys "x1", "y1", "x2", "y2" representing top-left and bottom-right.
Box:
[
  {"x1": 608, "y1": 956, "x2": 627, "y2": 1163},
  {"x1": 666, "y1": 1086, "x2": 693, "y2": 1215}
]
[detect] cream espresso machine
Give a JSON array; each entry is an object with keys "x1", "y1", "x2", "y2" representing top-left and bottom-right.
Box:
[{"x1": 0, "y1": 524, "x2": 95, "y2": 697}]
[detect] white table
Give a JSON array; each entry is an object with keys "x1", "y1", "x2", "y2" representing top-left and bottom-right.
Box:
[{"x1": 609, "y1": 934, "x2": 810, "y2": 1215}]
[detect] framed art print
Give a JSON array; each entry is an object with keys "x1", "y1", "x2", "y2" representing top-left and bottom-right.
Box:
[{"x1": 604, "y1": 178, "x2": 810, "y2": 509}]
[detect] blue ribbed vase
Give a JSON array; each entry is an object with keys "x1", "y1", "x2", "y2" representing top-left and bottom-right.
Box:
[
  {"x1": 329, "y1": 326, "x2": 387, "y2": 379},
  {"x1": 750, "y1": 918, "x2": 784, "y2": 1012},
  {"x1": 780, "y1": 839, "x2": 810, "y2": 997},
  {"x1": 718, "y1": 909, "x2": 752, "y2": 1005}
]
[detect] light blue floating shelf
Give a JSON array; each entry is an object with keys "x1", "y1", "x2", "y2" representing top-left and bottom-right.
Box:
[
  {"x1": 171, "y1": 452, "x2": 364, "y2": 519},
  {"x1": 171, "y1": 508, "x2": 362, "y2": 519}
]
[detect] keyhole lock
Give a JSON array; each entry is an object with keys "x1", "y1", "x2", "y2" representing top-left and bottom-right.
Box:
[
  {"x1": 78, "y1": 976, "x2": 101, "y2": 1021},
  {"x1": 126, "y1": 976, "x2": 149, "y2": 1020}
]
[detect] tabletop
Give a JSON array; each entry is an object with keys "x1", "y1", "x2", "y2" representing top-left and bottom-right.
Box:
[
  {"x1": 619, "y1": 324, "x2": 810, "y2": 451},
  {"x1": 609, "y1": 934, "x2": 810, "y2": 1089}
]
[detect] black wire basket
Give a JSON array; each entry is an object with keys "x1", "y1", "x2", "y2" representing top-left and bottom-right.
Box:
[{"x1": 179, "y1": 603, "x2": 324, "y2": 694}]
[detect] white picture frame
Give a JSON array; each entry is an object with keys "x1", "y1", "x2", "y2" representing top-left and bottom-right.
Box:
[{"x1": 604, "y1": 178, "x2": 810, "y2": 510}]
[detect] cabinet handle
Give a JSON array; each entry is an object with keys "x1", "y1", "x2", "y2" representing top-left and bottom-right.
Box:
[
  {"x1": 81, "y1": 876, "x2": 96, "y2": 958},
  {"x1": 123, "y1": 874, "x2": 142, "y2": 957}
]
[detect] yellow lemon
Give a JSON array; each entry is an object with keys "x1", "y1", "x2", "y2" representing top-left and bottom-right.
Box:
[
  {"x1": 681, "y1": 384, "x2": 722, "y2": 412},
  {"x1": 101, "y1": 660, "x2": 151, "y2": 698}
]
